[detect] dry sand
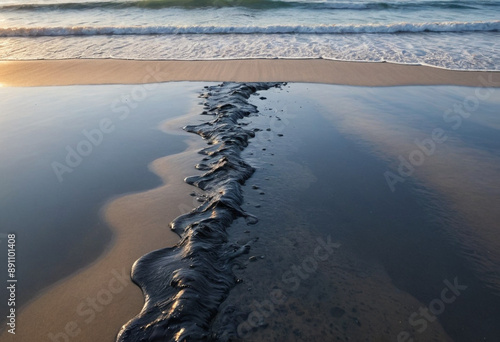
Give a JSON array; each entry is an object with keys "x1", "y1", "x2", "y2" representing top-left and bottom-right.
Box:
[
  {"x1": 1, "y1": 58, "x2": 500, "y2": 87},
  {"x1": 1, "y1": 59, "x2": 498, "y2": 342}
]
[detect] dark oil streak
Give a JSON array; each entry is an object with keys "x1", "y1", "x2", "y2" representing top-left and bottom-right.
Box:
[{"x1": 116, "y1": 82, "x2": 283, "y2": 342}]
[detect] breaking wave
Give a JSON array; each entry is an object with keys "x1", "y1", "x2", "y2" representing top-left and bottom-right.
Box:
[
  {"x1": 1, "y1": 21, "x2": 499, "y2": 37},
  {"x1": 2, "y1": 0, "x2": 499, "y2": 11}
]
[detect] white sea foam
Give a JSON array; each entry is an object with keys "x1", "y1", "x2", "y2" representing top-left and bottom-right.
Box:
[
  {"x1": 1, "y1": 31, "x2": 498, "y2": 70},
  {"x1": 0, "y1": 0, "x2": 498, "y2": 70},
  {"x1": 0, "y1": 21, "x2": 499, "y2": 37}
]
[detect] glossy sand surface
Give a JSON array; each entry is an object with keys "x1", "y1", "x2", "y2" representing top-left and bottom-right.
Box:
[{"x1": 1, "y1": 78, "x2": 499, "y2": 341}]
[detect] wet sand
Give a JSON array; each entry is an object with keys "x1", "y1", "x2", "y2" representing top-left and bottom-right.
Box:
[
  {"x1": 0, "y1": 144, "x2": 202, "y2": 342},
  {"x1": 216, "y1": 84, "x2": 500, "y2": 341},
  {"x1": 0, "y1": 82, "x2": 207, "y2": 341},
  {"x1": 0, "y1": 58, "x2": 499, "y2": 87},
  {"x1": 1, "y1": 61, "x2": 499, "y2": 342},
  {"x1": 0, "y1": 83, "x2": 200, "y2": 311}
]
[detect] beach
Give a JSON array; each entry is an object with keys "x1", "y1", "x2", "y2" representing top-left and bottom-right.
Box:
[
  {"x1": 1, "y1": 59, "x2": 499, "y2": 87},
  {"x1": 0, "y1": 58, "x2": 500, "y2": 342},
  {"x1": 2, "y1": 0, "x2": 500, "y2": 340}
]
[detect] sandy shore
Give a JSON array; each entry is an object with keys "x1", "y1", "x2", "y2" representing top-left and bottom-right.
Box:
[
  {"x1": 1, "y1": 58, "x2": 500, "y2": 87},
  {"x1": 0, "y1": 108, "x2": 205, "y2": 342},
  {"x1": 1, "y1": 145, "x2": 204, "y2": 342},
  {"x1": 1, "y1": 59, "x2": 499, "y2": 342}
]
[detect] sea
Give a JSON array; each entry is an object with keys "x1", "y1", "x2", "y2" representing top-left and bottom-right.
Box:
[{"x1": 0, "y1": 0, "x2": 499, "y2": 70}]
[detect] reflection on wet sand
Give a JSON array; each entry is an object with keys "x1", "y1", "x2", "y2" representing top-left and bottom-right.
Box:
[
  {"x1": 213, "y1": 84, "x2": 500, "y2": 341},
  {"x1": 313, "y1": 85, "x2": 500, "y2": 295}
]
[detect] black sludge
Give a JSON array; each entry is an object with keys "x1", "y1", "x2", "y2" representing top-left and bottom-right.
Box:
[{"x1": 116, "y1": 82, "x2": 283, "y2": 342}]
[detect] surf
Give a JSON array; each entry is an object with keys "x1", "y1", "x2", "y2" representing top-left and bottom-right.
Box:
[
  {"x1": 1, "y1": 21, "x2": 499, "y2": 37},
  {"x1": 2, "y1": 0, "x2": 498, "y2": 11}
]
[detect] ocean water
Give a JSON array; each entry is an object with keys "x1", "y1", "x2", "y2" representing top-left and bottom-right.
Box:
[{"x1": 0, "y1": 0, "x2": 499, "y2": 70}]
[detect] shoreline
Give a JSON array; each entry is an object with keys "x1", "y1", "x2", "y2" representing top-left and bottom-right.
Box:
[
  {"x1": 1, "y1": 58, "x2": 500, "y2": 87},
  {"x1": 0, "y1": 139, "x2": 203, "y2": 341},
  {"x1": 2, "y1": 61, "x2": 499, "y2": 340},
  {"x1": 0, "y1": 85, "x2": 206, "y2": 341}
]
